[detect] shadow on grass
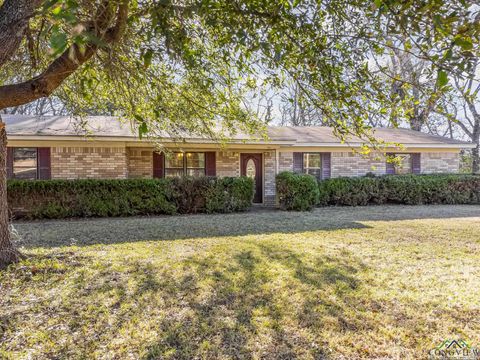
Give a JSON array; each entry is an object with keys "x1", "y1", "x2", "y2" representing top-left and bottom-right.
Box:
[
  {"x1": 2, "y1": 242, "x2": 369, "y2": 358},
  {"x1": 12, "y1": 205, "x2": 480, "y2": 249},
  {"x1": 142, "y1": 243, "x2": 364, "y2": 359}
]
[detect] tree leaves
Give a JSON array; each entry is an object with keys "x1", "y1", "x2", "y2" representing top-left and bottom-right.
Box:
[
  {"x1": 454, "y1": 36, "x2": 473, "y2": 51},
  {"x1": 1, "y1": 0, "x2": 478, "y2": 144},
  {"x1": 437, "y1": 70, "x2": 449, "y2": 88}
]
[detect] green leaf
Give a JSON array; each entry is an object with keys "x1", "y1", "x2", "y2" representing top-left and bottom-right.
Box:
[
  {"x1": 52, "y1": 5, "x2": 63, "y2": 15},
  {"x1": 454, "y1": 36, "x2": 473, "y2": 50},
  {"x1": 436, "y1": 70, "x2": 448, "y2": 88},
  {"x1": 50, "y1": 30, "x2": 68, "y2": 55},
  {"x1": 143, "y1": 49, "x2": 153, "y2": 68},
  {"x1": 136, "y1": 115, "x2": 148, "y2": 139}
]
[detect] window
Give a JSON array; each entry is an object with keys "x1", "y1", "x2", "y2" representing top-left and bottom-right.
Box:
[
  {"x1": 165, "y1": 152, "x2": 184, "y2": 177},
  {"x1": 165, "y1": 152, "x2": 205, "y2": 177},
  {"x1": 13, "y1": 148, "x2": 37, "y2": 180},
  {"x1": 394, "y1": 154, "x2": 412, "y2": 174},
  {"x1": 186, "y1": 152, "x2": 205, "y2": 177},
  {"x1": 303, "y1": 153, "x2": 322, "y2": 179}
]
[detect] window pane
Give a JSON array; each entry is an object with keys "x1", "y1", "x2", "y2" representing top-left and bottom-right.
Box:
[
  {"x1": 186, "y1": 168, "x2": 205, "y2": 177},
  {"x1": 303, "y1": 153, "x2": 321, "y2": 169},
  {"x1": 165, "y1": 153, "x2": 184, "y2": 168},
  {"x1": 186, "y1": 152, "x2": 205, "y2": 177},
  {"x1": 165, "y1": 169, "x2": 184, "y2": 178},
  {"x1": 306, "y1": 168, "x2": 321, "y2": 178},
  {"x1": 13, "y1": 148, "x2": 37, "y2": 180},
  {"x1": 246, "y1": 159, "x2": 256, "y2": 178},
  {"x1": 186, "y1": 153, "x2": 205, "y2": 168},
  {"x1": 395, "y1": 154, "x2": 412, "y2": 174}
]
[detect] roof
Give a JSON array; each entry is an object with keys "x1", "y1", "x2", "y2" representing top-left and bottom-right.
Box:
[{"x1": 3, "y1": 114, "x2": 475, "y2": 148}]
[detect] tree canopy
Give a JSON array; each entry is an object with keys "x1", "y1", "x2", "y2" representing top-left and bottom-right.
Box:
[
  {"x1": 1, "y1": 0, "x2": 478, "y2": 143},
  {"x1": 0, "y1": 0, "x2": 479, "y2": 267}
]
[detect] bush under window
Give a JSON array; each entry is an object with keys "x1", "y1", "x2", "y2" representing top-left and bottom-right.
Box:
[
  {"x1": 8, "y1": 177, "x2": 254, "y2": 220},
  {"x1": 317, "y1": 174, "x2": 480, "y2": 206},
  {"x1": 276, "y1": 171, "x2": 320, "y2": 211}
]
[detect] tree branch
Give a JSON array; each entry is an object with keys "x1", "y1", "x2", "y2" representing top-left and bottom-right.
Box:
[
  {"x1": 0, "y1": 0, "x2": 43, "y2": 68},
  {"x1": 0, "y1": 0, "x2": 128, "y2": 111}
]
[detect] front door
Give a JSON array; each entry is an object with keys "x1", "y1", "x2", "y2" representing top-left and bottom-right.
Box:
[{"x1": 241, "y1": 153, "x2": 263, "y2": 203}]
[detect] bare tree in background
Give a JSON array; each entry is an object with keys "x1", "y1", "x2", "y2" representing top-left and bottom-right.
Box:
[
  {"x1": 445, "y1": 60, "x2": 480, "y2": 173},
  {"x1": 279, "y1": 82, "x2": 325, "y2": 126},
  {"x1": 387, "y1": 47, "x2": 443, "y2": 131},
  {"x1": 1, "y1": 97, "x2": 68, "y2": 116}
]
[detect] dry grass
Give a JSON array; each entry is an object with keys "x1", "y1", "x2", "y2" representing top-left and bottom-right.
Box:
[{"x1": 1, "y1": 205, "x2": 480, "y2": 359}]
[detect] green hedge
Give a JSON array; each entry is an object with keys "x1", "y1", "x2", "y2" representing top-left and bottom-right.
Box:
[
  {"x1": 317, "y1": 174, "x2": 480, "y2": 206},
  {"x1": 7, "y1": 177, "x2": 254, "y2": 219},
  {"x1": 276, "y1": 171, "x2": 320, "y2": 211}
]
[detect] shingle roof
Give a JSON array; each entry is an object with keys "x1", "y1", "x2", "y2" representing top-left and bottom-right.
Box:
[
  {"x1": 3, "y1": 114, "x2": 474, "y2": 147},
  {"x1": 266, "y1": 126, "x2": 472, "y2": 145}
]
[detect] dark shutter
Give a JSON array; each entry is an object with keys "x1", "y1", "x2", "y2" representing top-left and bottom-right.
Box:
[
  {"x1": 205, "y1": 151, "x2": 216, "y2": 176},
  {"x1": 412, "y1": 153, "x2": 421, "y2": 174},
  {"x1": 153, "y1": 152, "x2": 164, "y2": 178},
  {"x1": 386, "y1": 153, "x2": 395, "y2": 175},
  {"x1": 321, "y1": 153, "x2": 331, "y2": 179},
  {"x1": 37, "y1": 147, "x2": 51, "y2": 179},
  {"x1": 6, "y1": 147, "x2": 13, "y2": 179},
  {"x1": 293, "y1": 152, "x2": 304, "y2": 174}
]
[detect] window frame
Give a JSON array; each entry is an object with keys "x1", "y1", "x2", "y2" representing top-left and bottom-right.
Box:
[
  {"x1": 164, "y1": 152, "x2": 206, "y2": 178},
  {"x1": 303, "y1": 152, "x2": 322, "y2": 179},
  {"x1": 12, "y1": 147, "x2": 38, "y2": 180},
  {"x1": 392, "y1": 153, "x2": 413, "y2": 175}
]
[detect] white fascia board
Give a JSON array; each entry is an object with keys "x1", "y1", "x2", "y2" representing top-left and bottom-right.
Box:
[
  {"x1": 287, "y1": 142, "x2": 476, "y2": 149},
  {"x1": 6, "y1": 135, "x2": 295, "y2": 145},
  {"x1": 7, "y1": 136, "x2": 474, "y2": 149}
]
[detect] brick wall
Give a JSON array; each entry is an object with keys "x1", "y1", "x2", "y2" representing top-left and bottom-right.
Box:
[
  {"x1": 127, "y1": 148, "x2": 153, "y2": 178},
  {"x1": 421, "y1": 152, "x2": 459, "y2": 173},
  {"x1": 51, "y1": 146, "x2": 127, "y2": 179},
  {"x1": 279, "y1": 152, "x2": 293, "y2": 172},
  {"x1": 279, "y1": 151, "x2": 386, "y2": 177},
  {"x1": 263, "y1": 151, "x2": 276, "y2": 206},
  {"x1": 217, "y1": 151, "x2": 240, "y2": 177},
  {"x1": 279, "y1": 151, "x2": 460, "y2": 177},
  {"x1": 331, "y1": 152, "x2": 386, "y2": 178}
]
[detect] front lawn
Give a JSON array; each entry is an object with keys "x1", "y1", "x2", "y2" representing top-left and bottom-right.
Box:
[{"x1": 1, "y1": 205, "x2": 480, "y2": 359}]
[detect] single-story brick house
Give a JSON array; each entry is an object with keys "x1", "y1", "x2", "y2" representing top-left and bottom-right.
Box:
[{"x1": 4, "y1": 115, "x2": 475, "y2": 205}]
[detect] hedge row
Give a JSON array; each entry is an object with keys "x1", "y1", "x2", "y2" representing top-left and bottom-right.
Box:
[
  {"x1": 317, "y1": 174, "x2": 480, "y2": 206},
  {"x1": 7, "y1": 177, "x2": 254, "y2": 219},
  {"x1": 276, "y1": 171, "x2": 319, "y2": 210},
  {"x1": 276, "y1": 172, "x2": 480, "y2": 210}
]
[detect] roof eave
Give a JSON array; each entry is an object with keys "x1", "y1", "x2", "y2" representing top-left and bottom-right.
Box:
[
  {"x1": 6, "y1": 135, "x2": 475, "y2": 149},
  {"x1": 6, "y1": 134, "x2": 295, "y2": 145},
  {"x1": 289, "y1": 142, "x2": 476, "y2": 149}
]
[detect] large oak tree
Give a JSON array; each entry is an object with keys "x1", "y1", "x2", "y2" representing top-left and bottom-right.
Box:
[{"x1": 0, "y1": 0, "x2": 478, "y2": 267}]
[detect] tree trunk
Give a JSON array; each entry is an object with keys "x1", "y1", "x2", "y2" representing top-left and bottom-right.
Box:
[
  {"x1": 0, "y1": 119, "x2": 21, "y2": 268},
  {"x1": 472, "y1": 140, "x2": 479, "y2": 174},
  {"x1": 409, "y1": 112, "x2": 424, "y2": 131}
]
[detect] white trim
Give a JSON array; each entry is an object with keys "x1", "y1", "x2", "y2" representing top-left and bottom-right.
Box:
[
  {"x1": 287, "y1": 142, "x2": 476, "y2": 149},
  {"x1": 7, "y1": 135, "x2": 293, "y2": 145},
  {"x1": 6, "y1": 135, "x2": 475, "y2": 149}
]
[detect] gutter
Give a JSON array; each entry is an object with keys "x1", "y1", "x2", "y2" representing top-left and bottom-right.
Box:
[
  {"x1": 6, "y1": 135, "x2": 295, "y2": 145},
  {"x1": 287, "y1": 142, "x2": 476, "y2": 149},
  {"x1": 6, "y1": 135, "x2": 475, "y2": 149}
]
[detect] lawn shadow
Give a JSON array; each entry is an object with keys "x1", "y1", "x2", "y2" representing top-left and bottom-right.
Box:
[
  {"x1": 142, "y1": 243, "x2": 366, "y2": 359},
  {"x1": 12, "y1": 205, "x2": 480, "y2": 249}
]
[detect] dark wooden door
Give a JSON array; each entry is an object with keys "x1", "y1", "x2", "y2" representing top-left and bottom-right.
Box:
[{"x1": 241, "y1": 153, "x2": 263, "y2": 203}]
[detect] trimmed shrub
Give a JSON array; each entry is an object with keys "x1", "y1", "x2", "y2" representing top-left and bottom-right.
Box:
[
  {"x1": 205, "y1": 176, "x2": 254, "y2": 213},
  {"x1": 7, "y1": 177, "x2": 254, "y2": 219},
  {"x1": 317, "y1": 174, "x2": 480, "y2": 206},
  {"x1": 276, "y1": 171, "x2": 320, "y2": 211}
]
